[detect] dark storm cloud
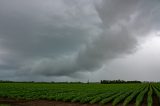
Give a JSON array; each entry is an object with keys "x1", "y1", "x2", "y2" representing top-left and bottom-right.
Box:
[
  {"x1": 0, "y1": 0, "x2": 100, "y2": 79},
  {"x1": 0, "y1": 0, "x2": 160, "y2": 80}
]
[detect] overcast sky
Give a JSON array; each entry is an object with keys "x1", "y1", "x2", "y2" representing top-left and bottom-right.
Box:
[{"x1": 0, "y1": 0, "x2": 160, "y2": 82}]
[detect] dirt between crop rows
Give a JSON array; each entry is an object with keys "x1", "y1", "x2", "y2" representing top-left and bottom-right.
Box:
[
  {"x1": 0, "y1": 97, "x2": 158, "y2": 106},
  {"x1": 0, "y1": 99, "x2": 108, "y2": 106}
]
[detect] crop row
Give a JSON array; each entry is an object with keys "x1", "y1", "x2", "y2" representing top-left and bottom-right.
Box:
[{"x1": 0, "y1": 83, "x2": 160, "y2": 106}]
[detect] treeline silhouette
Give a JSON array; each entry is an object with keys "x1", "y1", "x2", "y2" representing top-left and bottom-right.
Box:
[
  {"x1": 100, "y1": 80, "x2": 141, "y2": 84},
  {"x1": 0, "y1": 80, "x2": 153, "y2": 84}
]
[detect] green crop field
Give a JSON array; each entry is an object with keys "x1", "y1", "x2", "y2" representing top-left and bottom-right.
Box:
[{"x1": 0, "y1": 83, "x2": 159, "y2": 106}]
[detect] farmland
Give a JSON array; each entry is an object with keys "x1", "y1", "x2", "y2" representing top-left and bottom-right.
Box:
[{"x1": 0, "y1": 83, "x2": 159, "y2": 106}]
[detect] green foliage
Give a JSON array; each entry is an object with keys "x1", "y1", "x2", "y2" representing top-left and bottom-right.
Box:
[
  {"x1": 89, "y1": 92, "x2": 116, "y2": 104},
  {"x1": 0, "y1": 82, "x2": 158, "y2": 106},
  {"x1": 112, "y1": 91, "x2": 132, "y2": 106},
  {"x1": 0, "y1": 104, "x2": 10, "y2": 106},
  {"x1": 147, "y1": 85, "x2": 153, "y2": 106},
  {"x1": 135, "y1": 85, "x2": 148, "y2": 106},
  {"x1": 100, "y1": 92, "x2": 123, "y2": 104},
  {"x1": 123, "y1": 86, "x2": 146, "y2": 106}
]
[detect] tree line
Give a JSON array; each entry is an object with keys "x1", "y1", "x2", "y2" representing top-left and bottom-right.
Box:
[{"x1": 100, "y1": 80, "x2": 141, "y2": 84}]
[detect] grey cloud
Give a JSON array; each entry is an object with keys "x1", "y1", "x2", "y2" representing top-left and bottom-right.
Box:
[
  {"x1": 0, "y1": 0, "x2": 99, "y2": 79},
  {"x1": 0, "y1": 0, "x2": 160, "y2": 81},
  {"x1": 23, "y1": 0, "x2": 160, "y2": 77}
]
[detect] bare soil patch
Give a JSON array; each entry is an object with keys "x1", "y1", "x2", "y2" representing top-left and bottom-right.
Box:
[
  {"x1": 0, "y1": 98, "x2": 151, "y2": 106},
  {"x1": 0, "y1": 98, "x2": 111, "y2": 106},
  {"x1": 152, "y1": 95, "x2": 159, "y2": 106}
]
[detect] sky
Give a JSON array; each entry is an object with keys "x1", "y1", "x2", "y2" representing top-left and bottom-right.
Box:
[{"x1": 0, "y1": 0, "x2": 160, "y2": 82}]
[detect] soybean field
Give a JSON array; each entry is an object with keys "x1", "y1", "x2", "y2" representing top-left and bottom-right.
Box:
[{"x1": 0, "y1": 83, "x2": 160, "y2": 106}]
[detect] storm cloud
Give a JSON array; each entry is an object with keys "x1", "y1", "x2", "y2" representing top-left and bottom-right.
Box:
[{"x1": 0, "y1": 0, "x2": 160, "y2": 81}]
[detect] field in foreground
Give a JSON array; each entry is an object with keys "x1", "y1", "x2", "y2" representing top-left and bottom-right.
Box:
[{"x1": 0, "y1": 83, "x2": 160, "y2": 106}]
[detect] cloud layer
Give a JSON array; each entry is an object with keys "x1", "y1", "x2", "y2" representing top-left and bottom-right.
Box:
[{"x1": 0, "y1": 0, "x2": 160, "y2": 81}]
